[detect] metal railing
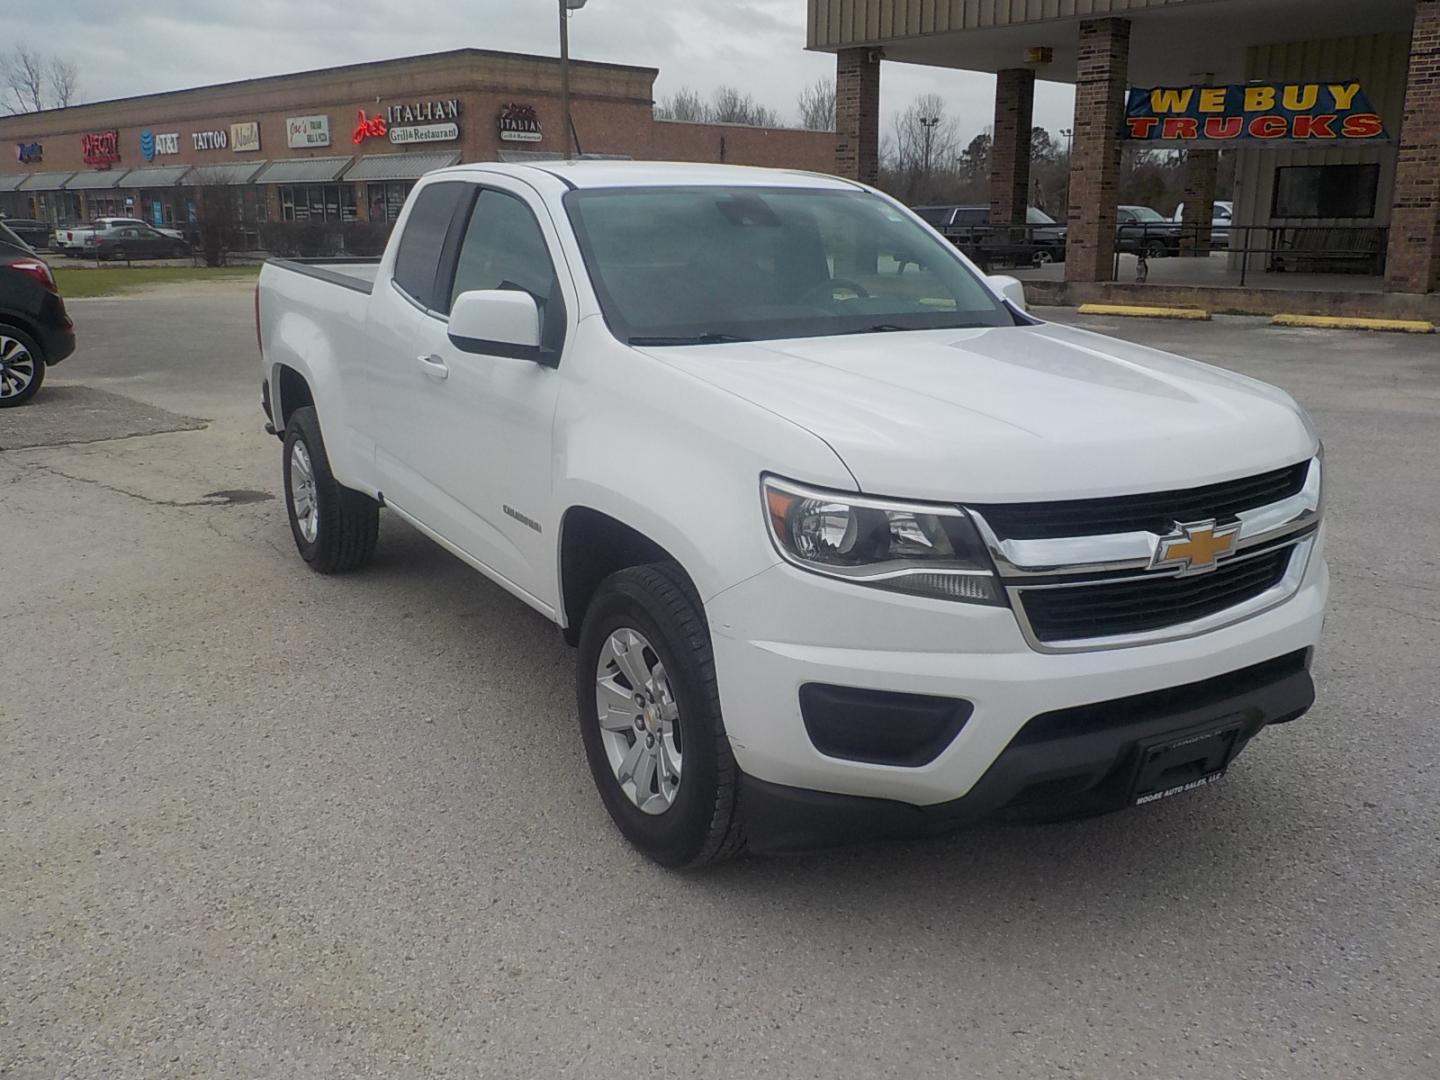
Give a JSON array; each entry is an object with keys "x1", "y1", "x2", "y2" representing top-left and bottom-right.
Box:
[{"x1": 1107, "y1": 221, "x2": 1388, "y2": 286}]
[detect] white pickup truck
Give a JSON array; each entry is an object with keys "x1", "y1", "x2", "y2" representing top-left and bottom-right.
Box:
[{"x1": 256, "y1": 162, "x2": 1327, "y2": 867}]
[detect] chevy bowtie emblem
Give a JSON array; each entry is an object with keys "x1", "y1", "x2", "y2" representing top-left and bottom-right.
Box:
[{"x1": 1150, "y1": 519, "x2": 1241, "y2": 575}]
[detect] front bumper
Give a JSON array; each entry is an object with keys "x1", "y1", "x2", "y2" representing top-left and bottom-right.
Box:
[
  {"x1": 742, "y1": 647, "x2": 1313, "y2": 853},
  {"x1": 705, "y1": 533, "x2": 1328, "y2": 817}
]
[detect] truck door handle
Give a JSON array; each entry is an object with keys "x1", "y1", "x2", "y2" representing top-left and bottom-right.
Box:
[{"x1": 418, "y1": 354, "x2": 449, "y2": 381}]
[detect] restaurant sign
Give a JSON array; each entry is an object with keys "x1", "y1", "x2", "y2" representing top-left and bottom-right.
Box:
[
  {"x1": 1125, "y1": 81, "x2": 1387, "y2": 141},
  {"x1": 82, "y1": 130, "x2": 122, "y2": 169},
  {"x1": 498, "y1": 103, "x2": 542, "y2": 143},
  {"x1": 287, "y1": 114, "x2": 332, "y2": 149},
  {"x1": 390, "y1": 121, "x2": 459, "y2": 145},
  {"x1": 230, "y1": 121, "x2": 262, "y2": 153},
  {"x1": 16, "y1": 142, "x2": 43, "y2": 164}
]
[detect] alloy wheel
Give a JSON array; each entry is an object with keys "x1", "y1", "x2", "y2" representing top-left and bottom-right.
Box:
[
  {"x1": 0, "y1": 334, "x2": 37, "y2": 401},
  {"x1": 289, "y1": 440, "x2": 320, "y2": 543},
  {"x1": 594, "y1": 627, "x2": 683, "y2": 815}
]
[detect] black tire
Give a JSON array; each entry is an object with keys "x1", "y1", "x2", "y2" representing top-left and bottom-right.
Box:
[
  {"x1": 1143, "y1": 240, "x2": 1167, "y2": 260},
  {"x1": 112, "y1": 247, "x2": 128, "y2": 263},
  {"x1": 281, "y1": 405, "x2": 379, "y2": 574},
  {"x1": 0, "y1": 323, "x2": 45, "y2": 408},
  {"x1": 576, "y1": 564, "x2": 745, "y2": 868}
]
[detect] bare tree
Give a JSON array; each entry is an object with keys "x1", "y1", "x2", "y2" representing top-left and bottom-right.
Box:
[
  {"x1": 709, "y1": 85, "x2": 779, "y2": 127},
  {"x1": 4, "y1": 44, "x2": 46, "y2": 114},
  {"x1": 797, "y1": 77, "x2": 836, "y2": 131},
  {"x1": 48, "y1": 56, "x2": 80, "y2": 108},
  {"x1": 654, "y1": 86, "x2": 709, "y2": 122}
]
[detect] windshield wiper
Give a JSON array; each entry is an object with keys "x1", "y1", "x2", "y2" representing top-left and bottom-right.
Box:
[
  {"x1": 628, "y1": 332, "x2": 751, "y2": 346},
  {"x1": 854, "y1": 323, "x2": 909, "y2": 334}
]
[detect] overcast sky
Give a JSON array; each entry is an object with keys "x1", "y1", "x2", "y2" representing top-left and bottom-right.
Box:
[{"x1": 6, "y1": 0, "x2": 1075, "y2": 146}]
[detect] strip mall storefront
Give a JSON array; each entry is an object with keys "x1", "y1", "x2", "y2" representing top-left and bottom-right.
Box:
[{"x1": 1, "y1": 47, "x2": 833, "y2": 250}]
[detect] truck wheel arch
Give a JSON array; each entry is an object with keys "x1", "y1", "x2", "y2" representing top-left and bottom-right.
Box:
[
  {"x1": 273, "y1": 364, "x2": 314, "y2": 431},
  {"x1": 558, "y1": 507, "x2": 697, "y2": 646}
]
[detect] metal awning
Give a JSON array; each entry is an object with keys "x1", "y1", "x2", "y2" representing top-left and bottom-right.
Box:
[
  {"x1": 0, "y1": 174, "x2": 27, "y2": 192},
  {"x1": 17, "y1": 171, "x2": 77, "y2": 191},
  {"x1": 252, "y1": 156, "x2": 353, "y2": 184},
  {"x1": 65, "y1": 170, "x2": 132, "y2": 190},
  {"x1": 180, "y1": 162, "x2": 267, "y2": 186},
  {"x1": 343, "y1": 151, "x2": 461, "y2": 182},
  {"x1": 123, "y1": 165, "x2": 193, "y2": 188}
]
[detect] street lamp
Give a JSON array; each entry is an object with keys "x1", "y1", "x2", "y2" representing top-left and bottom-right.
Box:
[
  {"x1": 560, "y1": 0, "x2": 589, "y2": 160},
  {"x1": 918, "y1": 115, "x2": 940, "y2": 174}
]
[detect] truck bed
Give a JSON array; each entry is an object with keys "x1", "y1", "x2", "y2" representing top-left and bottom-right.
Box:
[{"x1": 266, "y1": 257, "x2": 380, "y2": 294}]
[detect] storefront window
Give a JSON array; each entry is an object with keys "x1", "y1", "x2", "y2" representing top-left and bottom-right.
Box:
[
  {"x1": 278, "y1": 184, "x2": 358, "y2": 223},
  {"x1": 367, "y1": 181, "x2": 416, "y2": 224}
]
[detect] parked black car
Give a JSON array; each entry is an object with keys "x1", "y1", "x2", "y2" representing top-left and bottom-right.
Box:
[
  {"x1": 1116, "y1": 205, "x2": 1183, "y2": 258},
  {"x1": 914, "y1": 204, "x2": 1067, "y2": 268},
  {"x1": 0, "y1": 217, "x2": 53, "y2": 250},
  {"x1": 1, "y1": 223, "x2": 75, "y2": 407},
  {"x1": 84, "y1": 223, "x2": 190, "y2": 261}
]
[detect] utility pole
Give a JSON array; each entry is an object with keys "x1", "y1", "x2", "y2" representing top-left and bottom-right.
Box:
[{"x1": 560, "y1": 0, "x2": 589, "y2": 160}]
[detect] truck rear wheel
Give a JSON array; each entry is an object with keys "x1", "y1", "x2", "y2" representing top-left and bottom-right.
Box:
[
  {"x1": 576, "y1": 564, "x2": 746, "y2": 868},
  {"x1": 282, "y1": 405, "x2": 379, "y2": 574}
]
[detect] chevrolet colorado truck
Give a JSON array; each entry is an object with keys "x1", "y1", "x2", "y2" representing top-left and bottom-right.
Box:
[{"x1": 255, "y1": 162, "x2": 1327, "y2": 867}]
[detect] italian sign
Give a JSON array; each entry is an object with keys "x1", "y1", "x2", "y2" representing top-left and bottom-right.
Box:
[
  {"x1": 498, "y1": 103, "x2": 542, "y2": 143},
  {"x1": 1124, "y1": 81, "x2": 1387, "y2": 142},
  {"x1": 287, "y1": 115, "x2": 331, "y2": 149},
  {"x1": 230, "y1": 121, "x2": 262, "y2": 153},
  {"x1": 390, "y1": 122, "x2": 460, "y2": 145}
]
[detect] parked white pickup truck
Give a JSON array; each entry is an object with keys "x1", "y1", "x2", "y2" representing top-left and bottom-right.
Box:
[{"x1": 256, "y1": 162, "x2": 1327, "y2": 867}]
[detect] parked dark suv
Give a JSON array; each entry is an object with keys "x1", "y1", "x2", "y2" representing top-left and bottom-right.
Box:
[
  {"x1": 0, "y1": 217, "x2": 53, "y2": 250},
  {"x1": 1, "y1": 222, "x2": 75, "y2": 406},
  {"x1": 914, "y1": 204, "x2": 1067, "y2": 269}
]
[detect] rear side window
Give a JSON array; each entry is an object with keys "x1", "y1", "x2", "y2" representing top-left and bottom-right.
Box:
[{"x1": 393, "y1": 181, "x2": 468, "y2": 310}]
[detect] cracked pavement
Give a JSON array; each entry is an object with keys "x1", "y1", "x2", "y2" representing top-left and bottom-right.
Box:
[{"x1": 1, "y1": 285, "x2": 1437, "y2": 1079}]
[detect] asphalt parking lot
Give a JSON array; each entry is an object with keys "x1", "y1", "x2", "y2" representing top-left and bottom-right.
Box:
[{"x1": 2, "y1": 284, "x2": 1437, "y2": 1079}]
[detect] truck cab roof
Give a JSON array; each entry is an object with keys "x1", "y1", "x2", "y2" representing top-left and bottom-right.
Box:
[{"x1": 429, "y1": 160, "x2": 863, "y2": 192}]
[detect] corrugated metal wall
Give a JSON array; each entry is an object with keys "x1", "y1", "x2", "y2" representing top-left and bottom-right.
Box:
[
  {"x1": 1230, "y1": 33, "x2": 1410, "y2": 243},
  {"x1": 807, "y1": 0, "x2": 1182, "y2": 48}
]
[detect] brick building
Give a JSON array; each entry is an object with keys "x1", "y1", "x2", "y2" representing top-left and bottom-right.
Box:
[
  {"x1": 809, "y1": 0, "x2": 1440, "y2": 307},
  {"x1": 0, "y1": 48, "x2": 833, "y2": 246}
]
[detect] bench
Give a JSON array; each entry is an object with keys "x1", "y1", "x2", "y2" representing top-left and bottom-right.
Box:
[{"x1": 1268, "y1": 227, "x2": 1385, "y2": 275}]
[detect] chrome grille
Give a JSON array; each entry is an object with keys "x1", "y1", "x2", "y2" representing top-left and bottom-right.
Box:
[
  {"x1": 1019, "y1": 548, "x2": 1292, "y2": 643},
  {"x1": 973, "y1": 461, "x2": 1311, "y2": 540},
  {"x1": 969, "y1": 457, "x2": 1322, "y2": 653}
]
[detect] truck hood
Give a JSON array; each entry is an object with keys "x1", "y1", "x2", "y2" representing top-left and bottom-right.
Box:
[{"x1": 637, "y1": 322, "x2": 1317, "y2": 502}]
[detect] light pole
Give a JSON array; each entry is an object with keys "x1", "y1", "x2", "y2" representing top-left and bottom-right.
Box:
[
  {"x1": 919, "y1": 115, "x2": 940, "y2": 176},
  {"x1": 560, "y1": 0, "x2": 589, "y2": 160}
]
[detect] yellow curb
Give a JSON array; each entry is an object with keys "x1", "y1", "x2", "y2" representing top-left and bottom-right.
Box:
[
  {"x1": 1077, "y1": 304, "x2": 1211, "y2": 320},
  {"x1": 1270, "y1": 314, "x2": 1436, "y2": 334}
]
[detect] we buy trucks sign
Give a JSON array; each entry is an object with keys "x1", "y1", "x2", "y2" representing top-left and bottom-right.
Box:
[{"x1": 1124, "y1": 81, "x2": 1388, "y2": 142}]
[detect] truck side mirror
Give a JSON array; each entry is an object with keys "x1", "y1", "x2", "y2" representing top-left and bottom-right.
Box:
[
  {"x1": 448, "y1": 289, "x2": 543, "y2": 359},
  {"x1": 987, "y1": 274, "x2": 1028, "y2": 311}
]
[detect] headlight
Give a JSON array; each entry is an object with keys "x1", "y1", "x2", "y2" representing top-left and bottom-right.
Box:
[{"x1": 762, "y1": 477, "x2": 1002, "y2": 604}]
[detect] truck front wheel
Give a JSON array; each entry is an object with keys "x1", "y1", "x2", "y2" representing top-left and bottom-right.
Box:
[
  {"x1": 577, "y1": 564, "x2": 746, "y2": 868},
  {"x1": 282, "y1": 405, "x2": 379, "y2": 574}
]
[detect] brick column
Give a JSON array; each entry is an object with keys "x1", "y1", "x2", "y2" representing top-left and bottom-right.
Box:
[
  {"x1": 835, "y1": 47, "x2": 880, "y2": 185},
  {"x1": 990, "y1": 69, "x2": 1036, "y2": 225},
  {"x1": 1178, "y1": 150, "x2": 1218, "y2": 256},
  {"x1": 1385, "y1": 0, "x2": 1440, "y2": 294},
  {"x1": 1065, "y1": 18, "x2": 1131, "y2": 283}
]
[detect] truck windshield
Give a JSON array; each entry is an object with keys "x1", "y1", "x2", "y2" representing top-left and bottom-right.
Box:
[{"x1": 564, "y1": 186, "x2": 1014, "y2": 345}]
